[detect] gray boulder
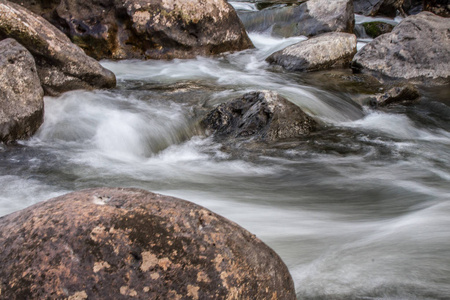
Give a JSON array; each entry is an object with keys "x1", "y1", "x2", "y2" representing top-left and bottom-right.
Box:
[
  {"x1": 354, "y1": 0, "x2": 406, "y2": 17},
  {"x1": 7, "y1": 0, "x2": 254, "y2": 60},
  {"x1": 239, "y1": 0, "x2": 354, "y2": 37},
  {"x1": 201, "y1": 91, "x2": 317, "y2": 142},
  {"x1": 0, "y1": 38, "x2": 44, "y2": 143},
  {"x1": 0, "y1": 0, "x2": 116, "y2": 95},
  {"x1": 0, "y1": 188, "x2": 296, "y2": 299},
  {"x1": 352, "y1": 12, "x2": 450, "y2": 85},
  {"x1": 266, "y1": 32, "x2": 357, "y2": 72}
]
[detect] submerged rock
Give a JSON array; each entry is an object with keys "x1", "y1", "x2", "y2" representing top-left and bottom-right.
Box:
[
  {"x1": 0, "y1": 0, "x2": 116, "y2": 95},
  {"x1": 0, "y1": 38, "x2": 44, "y2": 143},
  {"x1": 266, "y1": 32, "x2": 357, "y2": 72},
  {"x1": 201, "y1": 91, "x2": 317, "y2": 142},
  {"x1": 8, "y1": 0, "x2": 254, "y2": 60},
  {"x1": 0, "y1": 187, "x2": 296, "y2": 299},
  {"x1": 354, "y1": 0, "x2": 405, "y2": 17},
  {"x1": 352, "y1": 12, "x2": 450, "y2": 85},
  {"x1": 375, "y1": 84, "x2": 420, "y2": 107},
  {"x1": 239, "y1": 0, "x2": 354, "y2": 37}
]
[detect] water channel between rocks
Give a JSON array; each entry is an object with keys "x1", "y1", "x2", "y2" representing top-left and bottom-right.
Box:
[{"x1": 1, "y1": 7, "x2": 450, "y2": 299}]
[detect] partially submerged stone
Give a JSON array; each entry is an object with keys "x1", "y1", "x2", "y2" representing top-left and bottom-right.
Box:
[
  {"x1": 266, "y1": 32, "x2": 357, "y2": 72},
  {"x1": 352, "y1": 12, "x2": 450, "y2": 85},
  {"x1": 201, "y1": 91, "x2": 317, "y2": 142},
  {"x1": 0, "y1": 38, "x2": 44, "y2": 143},
  {"x1": 239, "y1": 0, "x2": 354, "y2": 37},
  {"x1": 376, "y1": 84, "x2": 420, "y2": 107},
  {"x1": 362, "y1": 21, "x2": 394, "y2": 38},
  {"x1": 0, "y1": 187, "x2": 296, "y2": 299},
  {"x1": 8, "y1": 0, "x2": 254, "y2": 60},
  {"x1": 0, "y1": 0, "x2": 116, "y2": 95}
]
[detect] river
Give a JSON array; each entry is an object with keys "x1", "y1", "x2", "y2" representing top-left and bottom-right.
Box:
[{"x1": 1, "y1": 3, "x2": 450, "y2": 299}]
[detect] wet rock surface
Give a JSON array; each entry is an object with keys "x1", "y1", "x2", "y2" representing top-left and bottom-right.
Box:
[
  {"x1": 201, "y1": 91, "x2": 317, "y2": 142},
  {"x1": 374, "y1": 84, "x2": 420, "y2": 107},
  {"x1": 0, "y1": 0, "x2": 116, "y2": 95},
  {"x1": 267, "y1": 32, "x2": 357, "y2": 72},
  {"x1": 352, "y1": 12, "x2": 450, "y2": 85},
  {"x1": 8, "y1": 0, "x2": 254, "y2": 60},
  {"x1": 354, "y1": 0, "x2": 405, "y2": 17},
  {"x1": 239, "y1": 0, "x2": 354, "y2": 37},
  {"x1": 0, "y1": 187, "x2": 296, "y2": 299},
  {"x1": 0, "y1": 38, "x2": 44, "y2": 143}
]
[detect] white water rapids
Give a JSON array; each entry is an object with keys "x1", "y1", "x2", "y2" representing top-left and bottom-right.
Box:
[{"x1": 1, "y1": 13, "x2": 450, "y2": 300}]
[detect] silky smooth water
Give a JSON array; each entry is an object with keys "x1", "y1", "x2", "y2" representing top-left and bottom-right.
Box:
[{"x1": 1, "y1": 11, "x2": 450, "y2": 300}]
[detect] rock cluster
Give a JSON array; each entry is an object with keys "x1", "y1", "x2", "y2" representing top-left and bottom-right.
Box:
[
  {"x1": 0, "y1": 188, "x2": 296, "y2": 299},
  {"x1": 7, "y1": 0, "x2": 254, "y2": 60}
]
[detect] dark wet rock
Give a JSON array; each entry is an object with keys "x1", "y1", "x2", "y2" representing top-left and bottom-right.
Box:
[
  {"x1": 362, "y1": 21, "x2": 394, "y2": 38},
  {"x1": 239, "y1": 0, "x2": 354, "y2": 37},
  {"x1": 352, "y1": 12, "x2": 450, "y2": 85},
  {"x1": 354, "y1": 0, "x2": 406, "y2": 17},
  {"x1": 267, "y1": 32, "x2": 357, "y2": 72},
  {"x1": 8, "y1": 0, "x2": 254, "y2": 60},
  {"x1": 376, "y1": 84, "x2": 420, "y2": 106},
  {"x1": 0, "y1": 187, "x2": 296, "y2": 299},
  {"x1": 0, "y1": 0, "x2": 116, "y2": 95},
  {"x1": 424, "y1": 0, "x2": 450, "y2": 17},
  {"x1": 201, "y1": 91, "x2": 317, "y2": 142},
  {"x1": 0, "y1": 38, "x2": 44, "y2": 143}
]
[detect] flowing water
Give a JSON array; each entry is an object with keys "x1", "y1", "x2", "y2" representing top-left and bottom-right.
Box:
[{"x1": 1, "y1": 3, "x2": 450, "y2": 299}]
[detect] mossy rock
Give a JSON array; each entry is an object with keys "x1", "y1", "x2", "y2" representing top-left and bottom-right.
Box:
[{"x1": 362, "y1": 21, "x2": 394, "y2": 38}]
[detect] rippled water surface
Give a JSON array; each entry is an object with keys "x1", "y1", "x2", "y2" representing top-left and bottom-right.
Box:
[{"x1": 1, "y1": 9, "x2": 450, "y2": 299}]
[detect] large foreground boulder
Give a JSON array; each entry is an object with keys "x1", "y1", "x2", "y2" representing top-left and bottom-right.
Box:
[
  {"x1": 8, "y1": 0, "x2": 254, "y2": 60},
  {"x1": 0, "y1": 0, "x2": 116, "y2": 95},
  {"x1": 0, "y1": 188, "x2": 296, "y2": 299},
  {"x1": 239, "y1": 0, "x2": 354, "y2": 37},
  {"x1": 0, "y1": 38, "x2": 44, "y2": 143},
  {"x1": 267, "y1": 32, "x2": 357, "y2": 72},
  {"x1": 202, "y1": 91, "x2": 317, "y2": 142},
  {"x1": 352, "y1": 12, "x2": 450, "y2": 85}
]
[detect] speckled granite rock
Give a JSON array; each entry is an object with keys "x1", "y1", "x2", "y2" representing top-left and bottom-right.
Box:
[
  {"x1": 0, "y1": 38, "x2": 44, "y2": 143},
  {"x1": 266, "y1": 32, "x2": 357, "y2": 72},
  {"x1": 0, "y1": 187, "x2": 296, "y2": 299}
]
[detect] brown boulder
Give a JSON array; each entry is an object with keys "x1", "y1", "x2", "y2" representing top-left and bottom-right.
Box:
[
  {"x1": 0, "y1": 38, "x2": 44, "y2": 143},
  {"x1": 7, "y1": 0, "x2": 254, "y2": 60},
  {"x1": 0, "y1": 0, "x2": 116, "y2": 95},
  {"x1": 0, "y1": 187, "x2": 296, "y2": 299}
]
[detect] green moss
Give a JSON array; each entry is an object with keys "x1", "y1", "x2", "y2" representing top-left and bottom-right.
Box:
[{"x1": 362, "y1": 21, "x2": 394, "y2": 38}]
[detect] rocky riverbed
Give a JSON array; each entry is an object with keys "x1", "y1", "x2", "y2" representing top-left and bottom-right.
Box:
[{"x1": 1, "y1": 0, "x2": 449, "y2": 298}]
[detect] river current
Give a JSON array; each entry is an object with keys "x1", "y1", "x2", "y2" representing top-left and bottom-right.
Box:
[{"x1": 1, "y1": 4, "x2": 450, "y2": 299}]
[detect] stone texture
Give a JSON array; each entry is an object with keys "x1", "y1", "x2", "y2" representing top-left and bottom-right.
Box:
[
  {"x1": 424, "y1": 0, "x2": 450, "y2": 17},
  {"x1": 266, "y1": 32, "x2": 357, "y2": 72},
  {"x1": 7, "y1": 0, "x2": 254, "y2": 60},
  {"x1": 362, "y1": 21, "x2": 394, "y2": 38},
  {"x1": 376, "y1": 84, "x2": 420, "y2": 106},
  {"x1": 352, "y1": 12, "x2": 450, "y2": 85},
  {"x1": 0, "y1": 0, "x2": 116, "y2": 95},
  {"x1": 0, "y1": 38, "x2": 44, "y2": 143},
  {"x1": 354, "y1": 0, "x2": 405, "y2": 17},
  {"x1": 0, "y1": 187, "x2": 296, "y2": 299},
  {"x1": 239, "y1": 0, "x2": 354, "y2": 37},
  {"x1": 201, "y1": 91, "x2": 317, "y2": 142}
]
